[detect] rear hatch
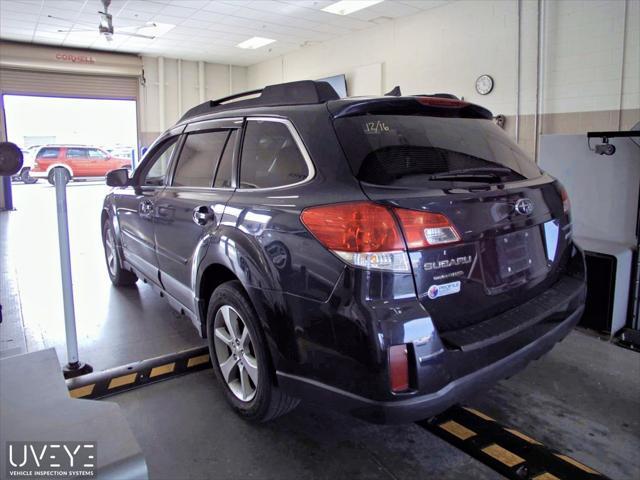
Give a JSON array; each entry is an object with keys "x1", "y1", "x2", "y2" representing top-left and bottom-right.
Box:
[{"x1": 330, "y1": 98, "x2": 572, "y2": 333}]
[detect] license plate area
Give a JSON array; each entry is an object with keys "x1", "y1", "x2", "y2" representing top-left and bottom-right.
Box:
[{"x1": 496, "y1": 229, "x2": 535, "y2": 279}]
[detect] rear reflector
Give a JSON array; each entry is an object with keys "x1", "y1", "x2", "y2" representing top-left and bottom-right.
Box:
[
  {"x1": 389, "y1": 344, "x2": 410, "y2": 392},
  {"x1": 301, "y1": 202, "x2": 459, "y2": 272}
]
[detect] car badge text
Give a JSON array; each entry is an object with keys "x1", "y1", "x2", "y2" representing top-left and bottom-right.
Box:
[{"x1": 424, "y1": 256, "x2": 473, "y2": 271}]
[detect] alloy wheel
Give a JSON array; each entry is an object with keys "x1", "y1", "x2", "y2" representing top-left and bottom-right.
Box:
[
  {"x1": 105, "y1": 228, "x2": 117, "y2": 276},
  {"x1": 213, "y1": 305, "x2": 259, "y2": 402}
]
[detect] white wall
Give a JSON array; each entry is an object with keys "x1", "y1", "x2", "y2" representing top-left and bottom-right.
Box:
[
  {"x1": 139, "y1": 56, "x2": 247, "y2": 143},
  {"x1": 543, "y1": 0, "x2": 638, "y2": 114},
  {"x1": 247, "y1": 0, "x2": 639, "y2": 119}
]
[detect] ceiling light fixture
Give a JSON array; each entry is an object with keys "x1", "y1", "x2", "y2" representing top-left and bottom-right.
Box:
[
  {"x1": 237, "y1": 37, "x2": 276, "y2": 49},
  {"x1": 322, "y1": 0, "x2": 384, "y2": 16},
  {"x1": 135, "y1": 22, "x2": 175, "y2": 38}
]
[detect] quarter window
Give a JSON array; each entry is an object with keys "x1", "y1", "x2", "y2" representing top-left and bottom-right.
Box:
[
  {"x1": 37, "y1": 148, "x2": 60, "y2": 158},
  {"x1": 173, "y1": 130, "x2": 229, "y2": 188},
  {"x1": 239, "y1": 120, "x2": 308, "y2": 189}
]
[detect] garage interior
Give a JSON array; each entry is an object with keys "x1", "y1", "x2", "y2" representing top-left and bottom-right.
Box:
[{"x1": 0, "y1": 1, "x2": 639, "y2": 479}]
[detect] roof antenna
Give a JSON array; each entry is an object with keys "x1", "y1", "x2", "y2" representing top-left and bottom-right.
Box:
[{"x1": 385, "y1": 86, "x2": 402, "y2": 96}]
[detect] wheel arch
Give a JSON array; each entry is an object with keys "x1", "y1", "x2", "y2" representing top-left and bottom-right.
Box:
[
  {"x1": 198, "y1": 261, "x2": 284, "y2": 384},
  {"x1": 197, "y1": 263, "x2": 240, "y2": 337},
  {"x1": 46, "y1": 163, "x2": 74, "y2": 177}
]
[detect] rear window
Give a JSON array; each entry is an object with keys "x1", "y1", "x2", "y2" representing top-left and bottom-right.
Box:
[
  {"x1": 334, "y1": 116, "x2": 541, "y2": 186},
  {"x1": 37, "y1": 147, "x2": 60, "y2": 158}
]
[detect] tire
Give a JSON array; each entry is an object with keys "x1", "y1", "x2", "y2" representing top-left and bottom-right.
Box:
[
  {"x1": 207, "y1": 281, "x2": 299, "y2": 422},
  {"x1": 21, "y1": 168, "x2": 37, "y2": 184},
  {"x1": 48, "y1": 167, "x2": 71, "y2": 185},
  {"x1": 102, "y1": 220, "x2": 138, "y2": 287}
]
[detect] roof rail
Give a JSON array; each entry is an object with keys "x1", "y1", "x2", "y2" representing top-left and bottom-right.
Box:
[{"x1": 179, "y1": 80, "x2": 340, "y2": 122}]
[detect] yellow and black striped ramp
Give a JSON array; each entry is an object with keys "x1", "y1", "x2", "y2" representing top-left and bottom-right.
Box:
[
  {"x1": 417, "y1": 405, "x2": 609, "y2": 480},
  {"x1": 66, "y1": 346, "x2": 212, "y2": 400}
]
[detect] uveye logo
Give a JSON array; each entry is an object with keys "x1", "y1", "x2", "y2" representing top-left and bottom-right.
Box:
[{"x1": 6, "y1": 441, "x2": 96, "y2": 479}]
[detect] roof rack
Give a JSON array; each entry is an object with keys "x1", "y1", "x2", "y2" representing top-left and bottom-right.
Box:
[{"x1": 179, "y1": 80, "x2": 340, "y2": 122}]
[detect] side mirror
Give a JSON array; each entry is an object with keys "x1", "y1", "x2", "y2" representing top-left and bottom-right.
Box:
[
  {"x1": 106, "y1": 168, "x2": 130, "y2": 187},
  {"x1": 0, "y1": 142, "x2": 24, "y2": 176}
]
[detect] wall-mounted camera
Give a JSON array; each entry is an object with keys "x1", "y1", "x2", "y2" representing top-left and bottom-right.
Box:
[
  {"x1": 587, "y1": 133, "x2": 621, "y2": 156},
  {"x1": 594, "y1": 142, "x2": 616, "y2": 156}
]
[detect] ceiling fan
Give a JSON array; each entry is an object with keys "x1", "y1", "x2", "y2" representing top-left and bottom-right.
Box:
[{"x1": 50, "y1": 0, "x2": 158, "y2": 42}]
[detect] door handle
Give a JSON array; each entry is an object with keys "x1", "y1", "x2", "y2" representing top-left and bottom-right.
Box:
[
  {"x1": 193, "y1": 205, "x2": 214, "y2": 226},
  {"x1": 139, "y1": 200, "x2": 154, "y2": 215}
]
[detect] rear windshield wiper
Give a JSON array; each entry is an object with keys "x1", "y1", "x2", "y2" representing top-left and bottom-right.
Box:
[{"x1": 429, "y1": 167, "x2": 513, "y2": 182}]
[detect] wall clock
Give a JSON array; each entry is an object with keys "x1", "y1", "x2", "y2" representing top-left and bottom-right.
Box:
[{"x1": 475, "y1": 74, "x2": 494, "y2": 95}]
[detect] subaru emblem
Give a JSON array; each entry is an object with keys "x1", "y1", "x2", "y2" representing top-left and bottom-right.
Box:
[{"x1": 515, "y1": 198, "x2": 534, "y2": 215}]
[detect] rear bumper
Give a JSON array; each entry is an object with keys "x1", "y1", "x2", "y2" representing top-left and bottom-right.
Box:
[
  {"x1": 278, "y1": 304, "x2": 583, "y2": 424},
  {"x1": 277, "y1": 276, "x2": 586, "y2": 424}
]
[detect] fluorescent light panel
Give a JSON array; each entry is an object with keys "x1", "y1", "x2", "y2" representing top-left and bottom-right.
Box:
[
  {"x1": 322, "y1": 0, "x2": 384, "y2": 16},
  {"x1": 237, "y1": 36, "x2": 276, "y2": 49}
]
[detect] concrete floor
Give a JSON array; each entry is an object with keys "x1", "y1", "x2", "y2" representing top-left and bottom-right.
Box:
[
  {"x1": 1, "y1": 181, "x2": 203, "y2": 367},
  {"x1": 2, "y1": 182, "x2": 639, "y2": 479}
]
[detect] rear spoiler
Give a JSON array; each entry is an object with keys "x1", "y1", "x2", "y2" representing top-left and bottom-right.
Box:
[{"x1": 328, "y1": 96, "x2": 493, "y2": 120}]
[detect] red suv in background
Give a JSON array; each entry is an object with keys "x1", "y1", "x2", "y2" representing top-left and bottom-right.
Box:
[{"x1": 30, "y1": 145, "x2": 132, "y2": 184}]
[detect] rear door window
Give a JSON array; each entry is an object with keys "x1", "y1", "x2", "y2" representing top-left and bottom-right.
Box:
[
  {"x1": 239, "y1": 120, "x2": 308, "y2": 189},
  {"x1": 37, "y1": 148, "x2": 60, "y2": 158},
  {"x1": 87, "y1": 148, "x2": 108, "y2": 159},
  {"x1": 172, "y1": 130, "x2": 229, "y2": 188},
  {"x1": 334, "y1": 115, "x2": 541, "y2": 186},
  {"x1": 66, "y1": 148, "x2": 87, "y2": 158}
]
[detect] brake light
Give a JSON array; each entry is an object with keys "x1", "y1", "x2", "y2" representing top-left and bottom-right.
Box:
[
  {"x1": 389, "y1": 344, "x2": 410, "y2": 392},
  {"x1": 416, "y1": 97, "x2": 468, "y2": 107},
  {"x1": 300, "y1": 202, "x2": 408, "y2": 272},
  {"x1": 300, "y1": 202, "x2": 460, "y2": 272},
  {"x1": 394, "y1": 209, "x2": 460, "y2": 249}
]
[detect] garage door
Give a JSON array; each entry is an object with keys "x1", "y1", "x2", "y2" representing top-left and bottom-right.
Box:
[{"x1": 0, "y1": 68, "x2": 138, "y2": 99}]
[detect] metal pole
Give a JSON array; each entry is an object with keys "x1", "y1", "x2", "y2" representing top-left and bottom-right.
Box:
[{"x1": 54, "y1": 168, "x2": 92, "y2": 378}]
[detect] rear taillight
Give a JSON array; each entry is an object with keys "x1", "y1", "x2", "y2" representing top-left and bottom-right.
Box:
[
  {"x1": 559, "y1": 185, "x2": 571, "y2": 215},
  {"x1": 300, "y1": 202, "x2": 459, "y2": 272},
  {"x1": 394, "y1": 209, "x2": 460, "y2": 249},
  {"x1": 300, "y1": 202, "x2": 409, "y2": 272}
]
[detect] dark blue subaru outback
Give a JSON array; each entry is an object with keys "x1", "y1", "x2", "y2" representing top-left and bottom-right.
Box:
[{"x1": 102, "y1": 81, "x2": 586, "y2": 423}]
